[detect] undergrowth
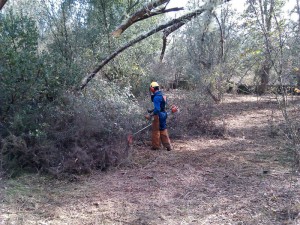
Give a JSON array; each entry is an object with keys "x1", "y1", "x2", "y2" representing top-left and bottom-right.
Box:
[{"x1": 0, "y1": 84, "x2": 225, "y2": 177}]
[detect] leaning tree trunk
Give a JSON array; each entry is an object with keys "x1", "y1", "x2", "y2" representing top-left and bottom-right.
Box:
[
  {"x1": 80, "y1": 0, "x2": 232, "y2": 90},
  {"x1": 80, "y1": 6, "x2": 210, "y2": 90}
]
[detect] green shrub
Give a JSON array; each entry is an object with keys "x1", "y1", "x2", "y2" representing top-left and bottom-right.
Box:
[{"x1": 0, "y1": 80, "x2": 145, "y2": 176}]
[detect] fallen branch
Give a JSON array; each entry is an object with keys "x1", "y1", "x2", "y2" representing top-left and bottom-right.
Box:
[
  {"x1": 80, "y1": 0, "x2": 233, "y2": 90},
  {"x1": 0, "y1": 0, "x2": 8, "y2": 10},
  {"x1": 160, "y1": 1, "x2": 233, "y2": 61},
  {"x1": 160, "y1": 22, "x2": 185, "y2": 62},
  {"x1": 80, "y1": 5, "x2": 210, "y2": 90},
  {"x1": 112, "y1": 0, "x2": 171, "y2": 37},
  {"x1": 135, "y1": 7, "x2": 184, "y2": 23}
]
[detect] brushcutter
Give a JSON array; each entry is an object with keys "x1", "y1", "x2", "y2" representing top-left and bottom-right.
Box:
[{"x1": 127, "y1": 105, "x2": 179, "y2": 145}]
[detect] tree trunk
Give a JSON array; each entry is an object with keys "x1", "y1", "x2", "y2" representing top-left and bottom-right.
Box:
[
  {"x1": 295, "y1": 70, "x2": 300, "y2": 87},
  {"x1": 206, "y1": 85, "x2": 221, "y2": 103},
  {"x1": 296, "y1": 0, "x2": 300, "y2": 88},
  {"x1": 256, "y1": 61, "x2": 271, "y2": 95},
  {"x1": 254, "y1": 0, "x2": 275, "y2": 94}
]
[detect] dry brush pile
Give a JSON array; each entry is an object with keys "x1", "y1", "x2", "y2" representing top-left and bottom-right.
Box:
[{"x1": 0, "y1": 83, "x2": 225, "y2": 177}]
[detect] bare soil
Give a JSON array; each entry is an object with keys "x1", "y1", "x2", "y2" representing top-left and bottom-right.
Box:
[{"x1": 1, "y1": 94, "x2": 300, "y2": 225}]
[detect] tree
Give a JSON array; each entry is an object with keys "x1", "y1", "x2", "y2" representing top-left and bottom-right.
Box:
[
  {"x1": 159, "y1": 0, "x2": 241, "y2": 101},
  {"x1": 0, "y1": 0, "x2": 164, "y2": 174},
  {"x1": 80, "y1": 0, "x2": 232, "y2": 90},
  {"x1": 288, "y1": 0, "x2": 300, "y2": 86},
  {"x1": 0, "y1": 12, "x2": 40, "y2": 123},
  {"x1": 245, "y1": 0, "x2": 277, "y2": 94}
]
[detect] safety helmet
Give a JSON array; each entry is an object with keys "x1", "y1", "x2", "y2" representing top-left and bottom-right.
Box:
[
  {"x1": 150, "y1": 81, "x2": 159, "y2": 93},
  {"x1": 150, "y1": 82, "x2": 159, "y2": 88}
]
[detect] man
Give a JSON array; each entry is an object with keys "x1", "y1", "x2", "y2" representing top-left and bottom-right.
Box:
[{"x1": 146, "y1": 81, "x2": 172, "y2": 151}]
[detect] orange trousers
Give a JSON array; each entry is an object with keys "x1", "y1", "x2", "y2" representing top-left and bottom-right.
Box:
[{"x1": 151, "y1": 115, "x2": 172, "y2": 150}]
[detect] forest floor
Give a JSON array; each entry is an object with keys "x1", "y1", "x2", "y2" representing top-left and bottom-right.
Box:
[{"x1": 1, "y1": 94, "x2": 300, "y2": 225}]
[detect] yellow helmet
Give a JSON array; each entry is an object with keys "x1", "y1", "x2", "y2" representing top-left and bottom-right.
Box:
[
  {"x1": 150, "y1": 81, "x2": 159, "y2": 93},
  {"x1": 150, "y1": 81, "x2": 159, "y2": 88}
]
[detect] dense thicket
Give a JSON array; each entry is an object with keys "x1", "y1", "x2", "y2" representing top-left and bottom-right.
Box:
[{"x1": 0, "y1": 0, "x2": 162, "y2": 176}]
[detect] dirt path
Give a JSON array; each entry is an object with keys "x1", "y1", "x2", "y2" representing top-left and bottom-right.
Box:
[{"x1": 1, "y1": 95, "x2": 300, "y2": 225}]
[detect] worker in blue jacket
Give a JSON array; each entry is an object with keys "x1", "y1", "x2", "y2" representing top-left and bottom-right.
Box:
[{"x1": 145, "y1": 81, "x2": 172, "y2": 151}]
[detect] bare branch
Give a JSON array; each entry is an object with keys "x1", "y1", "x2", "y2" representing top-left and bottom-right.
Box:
[
  {"x1": 160, "y1": 0, "x2": 232, "y2": 61},
  {"x1": 0, "y1": 0, "x2": 8, "y2": 10},
  {"x1": 135, "y1": 7, "x2": 184, "y2": 23},
  {"x1": 80, "y1": 5, "x2": 211, "y2": 90},
  {"x1": 126, "y1": 0, "x2": 140, "y2": 14},
  {"x1": 212, "y1": 12, "x2": 224, "y2": 61},
  {"x1": 81, "y1": 0, "x2": 233, "y2": 89},
  {"x1": 160, "y1": 22, "x2": 185, "y2": 62},
  {"x1": 112, "y1": 0, "x2": 171, "y2": 37}
]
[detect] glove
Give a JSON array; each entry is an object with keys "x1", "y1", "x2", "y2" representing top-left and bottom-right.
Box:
[
  {"x1": 145, "y1": 114, "x2": 151, "y2": 120},
  {"x1": 171, "y1": 105, "x2": 178, "y2": 113}
]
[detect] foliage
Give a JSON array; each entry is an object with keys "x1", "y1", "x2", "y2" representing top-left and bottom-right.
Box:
[
  {"x1": 0, "y1": 1, "x2": 155, "y2": 175},
  {"x1": 161, "y1": 1, "x2": 241, "y2": 100},
  {"x1": 0, "y1": 11, "x2": 42, "y2": 133},
  {"x1": 1, "y1": 80, "x2": 145, "y2": 176}
]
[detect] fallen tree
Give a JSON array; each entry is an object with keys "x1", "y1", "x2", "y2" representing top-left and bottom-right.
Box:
[{"x1": 80, "y1": 0, "x2": 231, "y2": 90}]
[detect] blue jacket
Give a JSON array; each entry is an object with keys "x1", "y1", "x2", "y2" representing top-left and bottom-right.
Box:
[
  {"x1": 152, "y1": 91, "x2": 168, "y2": 130},
  {"x1": 152, "y1": 91, "x2": 166, "y2": 114}
]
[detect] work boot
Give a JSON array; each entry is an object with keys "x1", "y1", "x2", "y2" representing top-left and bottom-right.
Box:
[
  {"x1": 166, "y1": 146, "x2": 172, "y2": 151},
  {"x1": 151, "y1": 147, "x2": 160, "y2": 150},
  {"x1": 165, "y1": 144, "x2": 172, "y2": 151}
]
